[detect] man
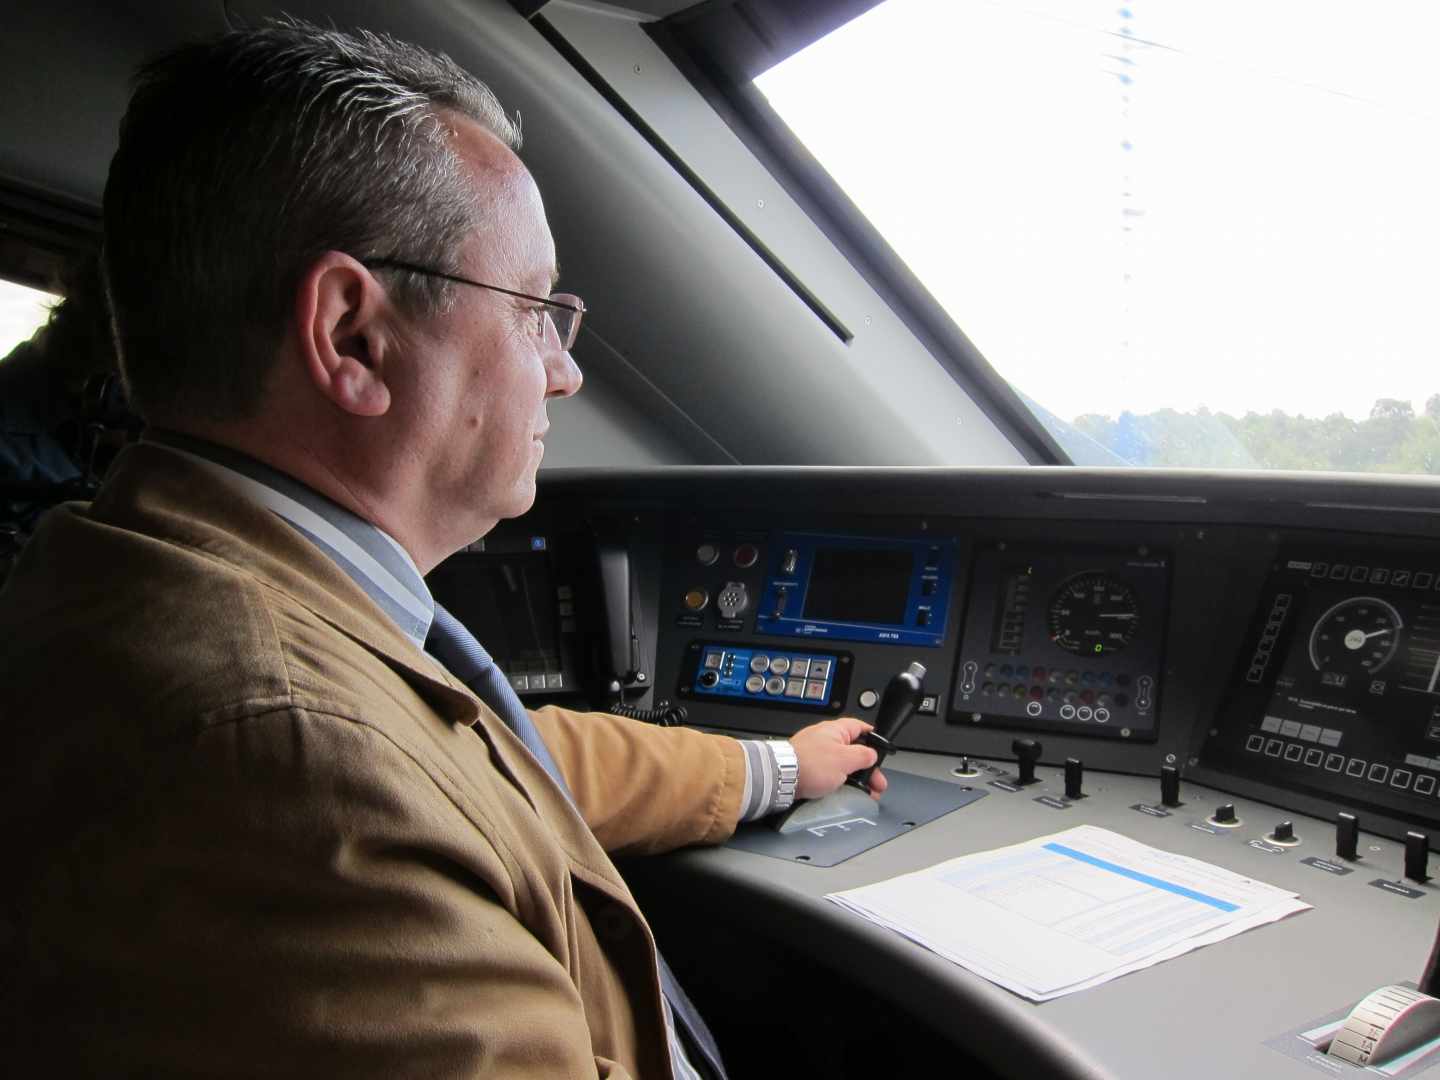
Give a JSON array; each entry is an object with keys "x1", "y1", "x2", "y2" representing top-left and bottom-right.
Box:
[{"x1": 0, "y1": 20, "x2": 885, "y2": 1078}]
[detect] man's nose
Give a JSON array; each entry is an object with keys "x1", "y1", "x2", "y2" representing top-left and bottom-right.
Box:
[{"x1": 546, "y1": 348, "x2": 582, "y2": 398}]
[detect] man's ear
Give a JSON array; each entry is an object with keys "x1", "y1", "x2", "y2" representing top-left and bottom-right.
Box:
[{"x1": 294, "y1": 252, "x2": 393, "y2": 418}]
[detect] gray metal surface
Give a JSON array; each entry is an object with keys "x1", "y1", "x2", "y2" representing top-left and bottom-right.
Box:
[{"x1": 649, "y1": 747, "x2": 1440, "y2": 1080}]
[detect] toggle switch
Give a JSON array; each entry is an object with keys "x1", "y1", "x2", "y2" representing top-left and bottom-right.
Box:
[
  {"x1": 1336, "y1": 812, "x2": 1359, "y2": 861},
  {"x1": 1406, "y1": 831, "x2": 1431, "y2": 883},
  {"x1": 1064, "y1": 758, "x2": 1084, "y2": 800},
  {"x1": 951, "y1": 756, "x2": 981, "y2": 779}
]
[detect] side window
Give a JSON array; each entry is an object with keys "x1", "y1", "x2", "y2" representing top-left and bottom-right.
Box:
[
  {"x1": 0, "y1": 276, "x2": 71, "y2": 493},
  {"x1": 1, "y1": 276, "x2": 63, "y2": 581},
  {"x1": 0, "y1": 277, "x2": 59, "y2": 358},
  {"x1": 0, "y1": 260, "x2": 133, "y2": 587}
]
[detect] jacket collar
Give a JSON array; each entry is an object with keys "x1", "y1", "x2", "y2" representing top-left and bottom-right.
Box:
[
  {"x1": 143, "y1": 429, "x2": 436, "y2": 649},
  {"x1": 92, "y1": 441, "x2": 482, "y2": 728}
]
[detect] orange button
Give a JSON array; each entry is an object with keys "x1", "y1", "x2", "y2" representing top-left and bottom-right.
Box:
[{"x1": 683, "y1": 588, "x2": 709, "y2": 611}]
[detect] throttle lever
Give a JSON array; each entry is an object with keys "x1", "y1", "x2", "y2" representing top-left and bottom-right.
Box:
[{"x1": 848, "y1": 662, "x2": 926, "y2": 792}]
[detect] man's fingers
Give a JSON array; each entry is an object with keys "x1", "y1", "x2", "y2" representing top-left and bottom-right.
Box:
[
  {"x1": 846, "y1": 743, "x2": 879, "y2": 771},
  {"x1": 867, "y1": 768, "x2": 888, "y2": 799},
  {"x1": 829, "y1": 716, "x2": 873, "y2": 742}
]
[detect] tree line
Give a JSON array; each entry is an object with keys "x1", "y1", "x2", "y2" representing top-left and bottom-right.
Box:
[{"x1": 1071, "y1": 395, "x2": 1440, "y2": 473}]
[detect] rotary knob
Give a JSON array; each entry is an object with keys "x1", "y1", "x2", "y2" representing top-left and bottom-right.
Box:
[
  {"x1": 1267, "y1": 821, "x2": 1300, "y2": 846},
  {"x1": 1210, "y1": 803, "x2": 1240, "y2": 827}
]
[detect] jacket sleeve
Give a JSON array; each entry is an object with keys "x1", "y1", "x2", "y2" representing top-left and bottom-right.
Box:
[
  {"x1": 16, "y1": 706, "x2": 630, "y2": 1080},
  {"x1": 529, "y1": 704, "x2": 747, "y2": 855}
]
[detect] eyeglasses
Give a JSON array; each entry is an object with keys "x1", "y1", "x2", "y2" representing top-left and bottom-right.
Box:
[{"x1": 362, "y1": 256, "x2": 586, "y2": 350}]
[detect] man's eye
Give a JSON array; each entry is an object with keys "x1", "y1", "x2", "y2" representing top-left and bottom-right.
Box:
[{"x1": 532, "y1": 307, "x2": 547, "y2": 336}]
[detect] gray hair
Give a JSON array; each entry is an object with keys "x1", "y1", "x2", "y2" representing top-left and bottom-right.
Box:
[{"x1": 103, "y1": 17, "x2": 521, "y2": 423}]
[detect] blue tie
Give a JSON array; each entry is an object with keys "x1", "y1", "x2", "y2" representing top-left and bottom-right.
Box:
[
  {"x1": 427, "y1": 604, "x2": 569, "y2": 786},
  {"x1": 426, "y1": 603, "x2": 727, "y2": 1080}
]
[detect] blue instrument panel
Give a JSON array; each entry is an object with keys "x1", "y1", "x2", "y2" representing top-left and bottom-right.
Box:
[
  {"x1": 679, "y1": 642, "x2": 851, "y2": 713},
  {"x1": 754, "y1": 533, "x2": 957, "y2": 648}
]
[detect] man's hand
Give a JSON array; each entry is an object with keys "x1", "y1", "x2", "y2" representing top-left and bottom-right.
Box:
[{"x1": 789, "y1": 717, "x2": 888, "y2": 801}]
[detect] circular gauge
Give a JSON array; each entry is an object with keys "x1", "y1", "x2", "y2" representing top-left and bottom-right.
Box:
[
  {"x1": 1308, "y1": 596, "x2": 1403, "y2": 678},
  {"x1": 1047, "y1": 572, "x2": 1140, "y2": 655}
]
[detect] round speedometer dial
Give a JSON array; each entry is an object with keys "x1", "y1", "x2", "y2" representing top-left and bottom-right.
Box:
[
  {"x1": 1308, "y1": 596, "x2": 1403, "y2": 678},
  {"x1": 1047, "y1": 572, "x2": 1140, "y2": 655}
]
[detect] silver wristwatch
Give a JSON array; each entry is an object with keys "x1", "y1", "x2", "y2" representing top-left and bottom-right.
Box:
[{"x1": 769, "y1": 739, "x2": 800, "y2": 811}]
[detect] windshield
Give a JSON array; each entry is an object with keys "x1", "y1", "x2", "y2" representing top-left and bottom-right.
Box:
[{"x1": 756, "y1": 0, "x2": 1440, "y2": 474}]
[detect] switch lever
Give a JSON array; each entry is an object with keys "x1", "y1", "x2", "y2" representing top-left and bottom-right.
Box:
[
  {"x1": 1160, "y1": 765, "x2": 1181, "y2": 807},
  {"x1": 1406, "y1": 831, "x2": 1431, "y2": 883},
  {"x1": 1064, "y1": 758, "x2": 1084, "y2": 800},
  {"x1": 1336, "y1": 812, "x2": 1359, "y2": 861},
  {"x1": 1013, "y1": 738, "x2": 1042, "y2": 786}
]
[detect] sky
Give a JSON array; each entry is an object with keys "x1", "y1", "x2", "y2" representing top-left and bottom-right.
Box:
[{"x1": 756, "y1": 0, "x2": 1440, "y2": 422}]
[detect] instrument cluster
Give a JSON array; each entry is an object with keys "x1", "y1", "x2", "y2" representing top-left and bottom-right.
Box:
[{"x1": 950, "y1": 546, "x2": 1169, "y2": 741}]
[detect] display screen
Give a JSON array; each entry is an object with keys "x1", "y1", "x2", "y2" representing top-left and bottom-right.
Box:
[
  {"x1": 803, "y1": 547, "x2": 915, "y2": 626},
  {"x1": 1204, "y1": 550, "x2": 1440, "y2": 826},
  {"x1": 427, "y1": 553, "x2": 561, "y2": 675},
  {"x1": 1261, "y1": 575, "x2": 1440, "y2": 744},
  {"x1": 756, "y1": 531, "x2": 955, "y2": 647}
]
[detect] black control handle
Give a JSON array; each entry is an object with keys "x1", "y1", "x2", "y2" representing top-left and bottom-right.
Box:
[
  {"x1": 848, "y1": 662, "x2": 926, "y2": 792},
  {"x1": 1013, "y1": 738, "x2": 1042, "y2": 785},
  {"x1": 1406, "y1": 831, "x2": 1431, "y2": 884},
  {"x1": 1064, "y1": 758, "x2": 1084, "y2": 800},
  {"x1": 1335, "y1": 812, "x2": 1359, "y2": 861},
  {"x1": 1160, "y1": 765, "x2": 1182, "y2": 808}
]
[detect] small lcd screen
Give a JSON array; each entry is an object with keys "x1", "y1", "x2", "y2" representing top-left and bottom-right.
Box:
[
  {"x1": 427, "y1": 554, "x2": 561, "y2": 675},
  {"x1": 803, "y1": 547, "x2": 914, "y2": 626}
]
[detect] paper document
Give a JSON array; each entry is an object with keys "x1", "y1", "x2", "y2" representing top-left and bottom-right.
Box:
[{"x1": 828, "y1": 824, "x2": 1311, "y2": 1001}]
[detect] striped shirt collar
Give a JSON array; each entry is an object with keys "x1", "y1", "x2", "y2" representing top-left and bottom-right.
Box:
[{"x1": 145, "y1": 431, "x2": 435, "y2": 650}]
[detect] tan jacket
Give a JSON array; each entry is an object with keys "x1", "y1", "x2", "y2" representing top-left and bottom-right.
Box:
[{"x1": 0, "y1": 444, "x2": 746, "y2": 1078}]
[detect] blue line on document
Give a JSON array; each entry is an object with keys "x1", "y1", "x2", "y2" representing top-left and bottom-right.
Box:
[{"x1": 1042, "y1": 843, "x2": 1240, "y2": 912}]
